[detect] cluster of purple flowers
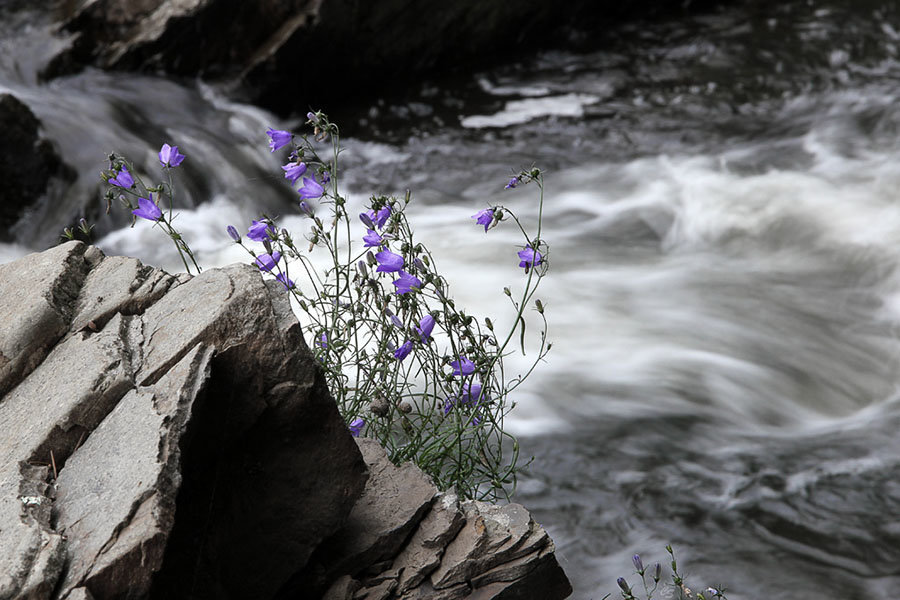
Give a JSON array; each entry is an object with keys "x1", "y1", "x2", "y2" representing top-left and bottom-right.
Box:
[
  {"x1": 390, "y1": 314, "x2": 435, "y2": 363},
  {"x1": 361, "y1": 204, "x2": 424, "y2": 296},
  {"x1": 123, "y1": 142, "x2": 186, "y2": 222},
  {"x1": 267, "y1": 127, "x2": 325, "y2": 206}
]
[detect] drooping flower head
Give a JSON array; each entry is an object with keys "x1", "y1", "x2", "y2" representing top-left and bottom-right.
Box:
[
  {"x1": 158, "y1": 143, "x2": 185, "y2": 168},
  {"x1": 247, "y1": 219, "x2": 273, "y2": 242},
  {"x1": 505, "y1": 177, "x2": 518, "y2": 189},
  {"x1": 298, "y1": 201, "x2": 314, "y2": 217},
  {"x1": 359, "y1": 212, "x2": 375, "y2": 229},
  {"x1": 416, "y1": 314, "x2": 435, "y2": 343},
  {"x1": 394, "y1": 340, "x2": 414, "y2": 361},
  {"x1": 298, "y1": 177, "x2": 324, "y2": 200},
  {"x1": 254, "y1": 251, "x2": 281, "y2": 272},
  {"x1": 267, "y1": 127, "x2": 292, "y2": 152},
  {"x1": 348, "y1": 417, "x2": 365, "y2": 437},
  {"x1": 282, "y1": 161, "x2": 307, "y2": 184},
  {"x1": 392, "y1": 271, "x2": 422, "y2": 295},
  {"x1": 375, "y1": 250, "x2": 404, "y2": 273},
  {"x1": 385, "y1": 308, "x2": 403, "y2": 329},
  {"x1": 472, "y1": 208, "x2": 494, "y2": 232},
  {"x1": 443, "y1": 382, "x2": 486, "y2": 415},
  {"x1": 450, "y1": 356, "x2": 475, "y2": 377},
  {"x1": 275, "y1": 272, "x2": 295, "y2": 290},
  {"x1": 226, "y1": 225, "x2": 241, "y2": 242},
  {"x1": 517, "y1": 246, "x2": 543, "y2": 271},
  {"x1": 109, "y1": 166, "x2": 134, "y2": 188},
  {"x1": 132, "y1": 194, "x2": 162, "y2": 221},
  {"x1": 375, "y1": 205, "x2": 391, "y2": 228},
  {"x1": 363, "y1": 229, "x2": 383, "y2": 248}
]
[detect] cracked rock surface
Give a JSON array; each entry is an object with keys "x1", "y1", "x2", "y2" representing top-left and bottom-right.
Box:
[
  {"x1": 0, "y1": 242, "x2": 570, "y2": 599},
  {"x1": 293, "y1": 439, "x2": 572, "y2": 600},
  {"x1": 0, "y1": 242, "x2": 367, "y2": 600}
]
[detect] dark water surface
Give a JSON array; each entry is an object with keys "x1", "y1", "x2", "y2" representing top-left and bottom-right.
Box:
[{"x1": 4, "y1": 2, "x2": 900, "y2": 598}]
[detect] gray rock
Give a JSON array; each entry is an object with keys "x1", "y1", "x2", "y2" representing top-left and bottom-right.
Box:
[
  {"x1": 0, "y1": 241, "x2": 87, "y2": 397},
  {"x1": 393, "y1": 492, "x2": 466, "y2": 593},
  {"x1": 0, "y1": 243, "x2": 368, "y2": 599},
  {"x1": 310, "y1": 438, "x2": 437, "y2": 582}
]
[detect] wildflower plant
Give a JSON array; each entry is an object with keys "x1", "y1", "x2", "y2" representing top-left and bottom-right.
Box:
[
  {"x1": 98, "y1": 145, "x2": 201, "y2": 274},
  {"x1": 610, "y1": 546, "x2": 728, "y2": 600},
  {"x1": 95, "y1": 110, "x2": 550, "y2": 502}
]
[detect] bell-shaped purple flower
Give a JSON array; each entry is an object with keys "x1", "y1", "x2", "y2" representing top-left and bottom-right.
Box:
[
  {"x1": 317, "y1": 332, "x2": 328, "y2": 348},
  {"x1": 443, "y1": 382, "x2": 485, "y2": 414},
  {"x1": 392, "y1": 271, "x2": 422, "y2": 295},
  {"x1": 247, "y1": 219, "x2": 273, "y2": 242},
  {"x1": 348, "y1": 417, "x2": 365, "y2": 437},
  {"x1": 359, "y1": 211, "x2": 375, "y2": 229},
  {"x1": 416, "y1": 314, "x2": 435, "y2": 343},
  {"x1": 298, "y1": 176, "x2": 324, "y2": 199},
  {"x1": 158, "y1": 143, "x2": 185, "y2": 168},
  {"x1": 363, "y1": 229, "x2": 383, "y2": 248},
  {"x1": 517, "y1": 246, "x2": 543, "y2": 270},
  {"x1": 472, "y1": 208, "x2": 494, "y2": 232},
  {"x1": 376, "y1": 250, "x2": 404, "y2": 273},
  {"x1": 394, "y1": 340, "x2": 414, "y2": 361},
  {"x1": 450, "y1": 356, "x2": 475, "y2": 377},
  {"x1": 226, "y1": 225, "x2": 241, "y2": 242},
  {"x1": 375, "y1": 205, "x2": 391, "y2": 228},
  {"x1": 505, "y1": 177, "x2": 518, "y2": 189},
  {"x1": 282, "y1": 161, "x2": 307, "y2": 183},
  {"x1": 109, "y1": 166, "x2": 134, "y2": 188},
  {"x1": 255, "y1": 251, "x2": 281, "y2": 272},
  {"x1": 267, "y1": 127, "x2": 292, "y2": 152},
  {"x1": 132, "y1": 194, "x2": 162, "y2": 221},
  {"x1": 385, "y1": 308, "x2": 403, "y2": 329},
  {"x1": 276, "y1": 272, "x2": 295, "y2": 290}
]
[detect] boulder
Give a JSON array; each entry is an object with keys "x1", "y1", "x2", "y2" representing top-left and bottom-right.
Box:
[
  {"x1": 0, "y1": 242, "x2": 570, "y2": 599},
  {"x1": 0, "y1": 241, "x2": 368, "y2": 599},
  {"x1": 0, "y1": 93, "x2": 75, "y2": 241},
  {"x1": 290, "y1": 437, "x2": 572, "y2": 600}
]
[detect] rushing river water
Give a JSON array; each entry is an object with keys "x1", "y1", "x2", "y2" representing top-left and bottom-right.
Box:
[{"x1": 5, "y1": 1, "x2": 900, "y2": 598}]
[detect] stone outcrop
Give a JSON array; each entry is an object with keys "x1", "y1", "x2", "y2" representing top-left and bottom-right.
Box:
[
  {"x1": 292, "y1": 439, "x2": 572, "y2": 600},
  {"x1": 0, "y1": 241, "x2": 368, "y2": 599},
  {"x1": 0, "y1": 242, "x2": 570, "y2": 599},
  {"x1": 0, "y1": 93, "x2": 75, "y2": 241}
]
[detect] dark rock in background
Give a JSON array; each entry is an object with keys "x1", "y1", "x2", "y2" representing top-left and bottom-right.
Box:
[
  {"x1": 0, "y1": 93, "x2": 76, "y2": 241},
  {"x1": 45, "y1": 0, "x2": 724, "y2": 114}
]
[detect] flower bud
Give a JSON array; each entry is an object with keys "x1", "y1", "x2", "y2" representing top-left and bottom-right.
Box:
[
  {"x1": 535, "y1": 299, "x2": 544, "y2": 313},
  {"x1": 366, "y1": 251, "x2": 377, "y2": 266},
  {"x1": 299, "y1": 201, "x2": 314, "y2": 217},
  {"x1": 356, "y1": 260, "x2": 367, "y2": 278},
  {"x1": 503, "y1": 287, "x2": 511, "y2": 296},
  {"x1": 227, "y1": 225, "x2": 241, "y2": 242},
  {"x1": 617, "y1": 577, "x2": 631, "y2": 594},
  {"x1": 632, "y1": 554, "x2": 643, "y2": 573},
  {"x1": 654, "y1": 563, "x2": 661, "y2": 581}
]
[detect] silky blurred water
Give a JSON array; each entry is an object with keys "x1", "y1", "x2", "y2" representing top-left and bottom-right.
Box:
[{"x1": 5, "y1": 2, "x2": 900, "y2": 598}]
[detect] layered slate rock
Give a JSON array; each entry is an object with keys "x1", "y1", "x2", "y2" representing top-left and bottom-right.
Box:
[
  {"x1": 298, "y1": 438, "x2": 572, "y2": 600},
  {"x1": 0, "y1": 241, "x2": 368, "y2": 599}
]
